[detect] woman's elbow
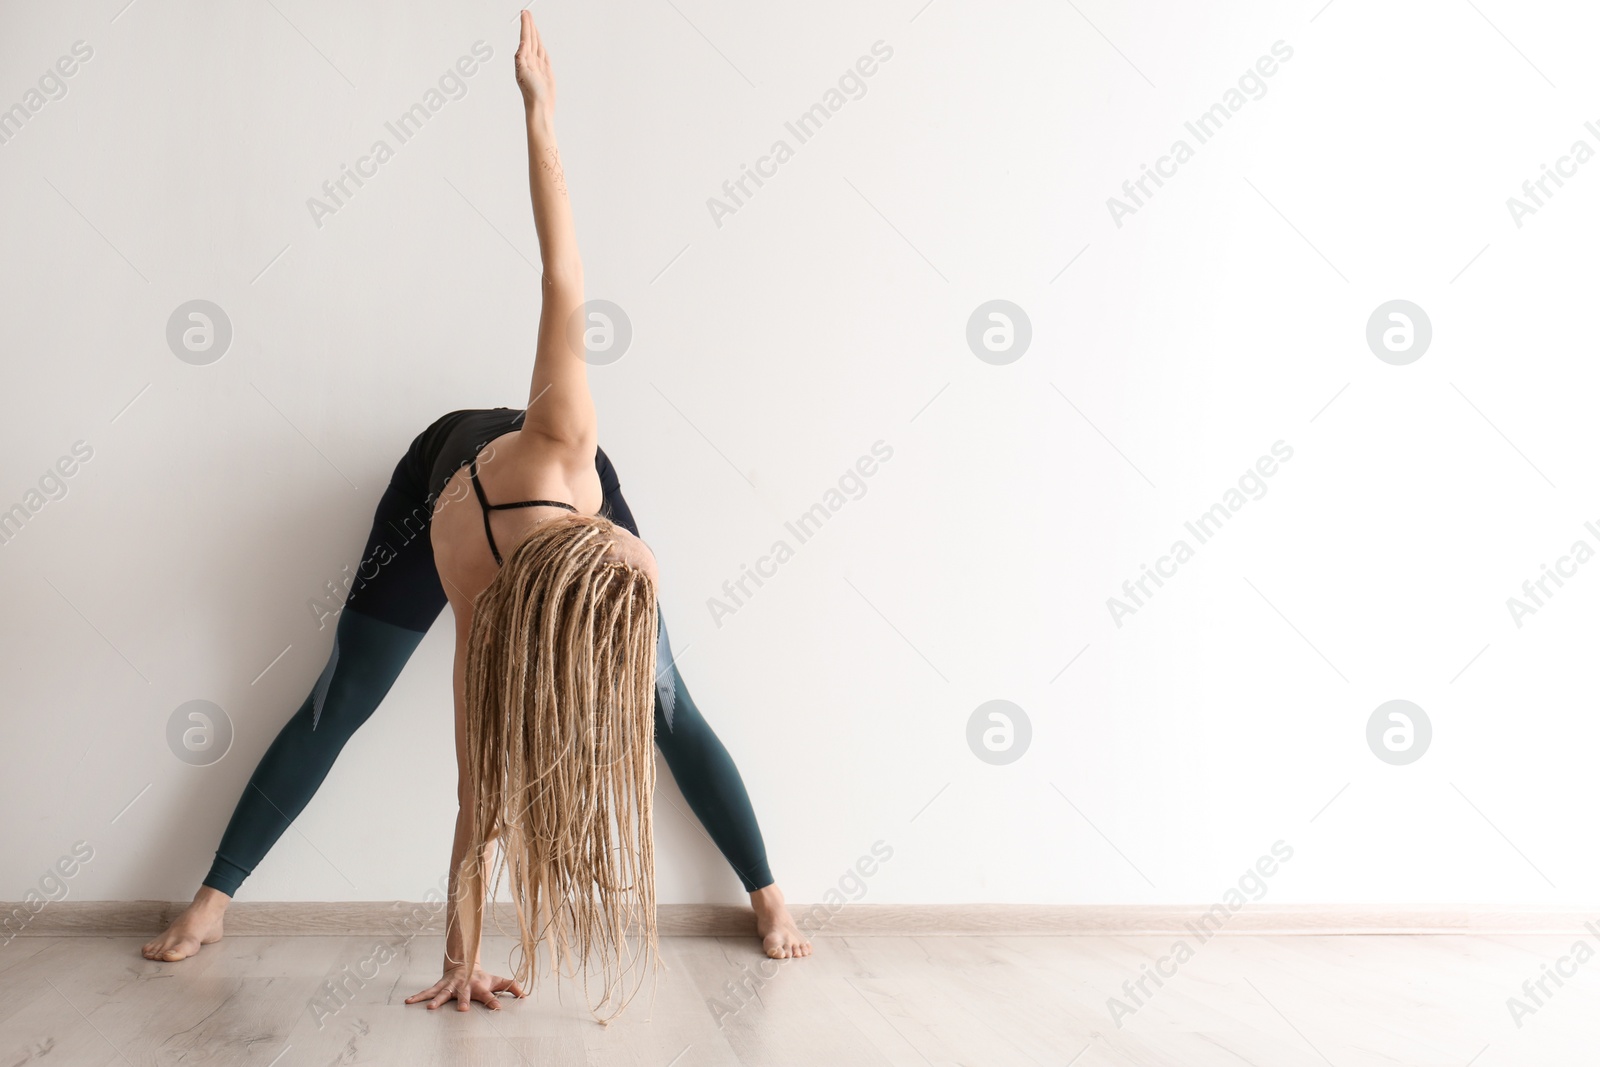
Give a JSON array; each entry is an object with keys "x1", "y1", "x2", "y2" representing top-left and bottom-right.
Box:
[{"x1": 542, "y1": 261, "x2": 583, "y2": 289}]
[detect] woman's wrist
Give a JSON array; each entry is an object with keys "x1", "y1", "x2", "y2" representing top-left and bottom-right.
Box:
[{"x1": 524, "y1": 103, "x2": 554, "y2": 139}]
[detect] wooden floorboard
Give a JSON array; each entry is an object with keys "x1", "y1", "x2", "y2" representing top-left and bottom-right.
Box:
[
  {"x1": 1, "y1": 933, "x2": 1596, "y2": 1065},
  {"x1": 14, "y1": 900, "x2": 1600, "y2": 937}
]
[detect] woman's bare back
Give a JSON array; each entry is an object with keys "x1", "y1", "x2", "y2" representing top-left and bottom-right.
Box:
[{"x1": 430, "y1": 429, "x2": 605, "y2": 610}]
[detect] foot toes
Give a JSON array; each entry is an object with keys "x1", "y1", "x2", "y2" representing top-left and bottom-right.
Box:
[{"x1": 155, "y1": 940, "x2": 195, "y2": 962}]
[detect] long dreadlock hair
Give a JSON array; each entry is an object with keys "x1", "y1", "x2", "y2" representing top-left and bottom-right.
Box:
[{"x1": 456, "y1": 513, "x2": 659, "y2": 1022}]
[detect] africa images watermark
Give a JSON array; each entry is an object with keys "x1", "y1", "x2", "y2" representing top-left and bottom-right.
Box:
[
  {"x1": 0, "y1": 40, "x2": 95, "y2": 149},
  {"x1": 1107, "y1": 440, "x2": 1294, "y2": 628},
  {"x1": 1505, "y1": 921, "x2": 1600, "y2": 1030},
  {"x1": 1505, "y1": 119, "x2": 1600, "y2": 229},
  {"x1": 0, "y1": 440, "x2": 95, "y2": 548},
  {"x1": 1107, "y1": 840, "x2": 1294, "y2": 1028},
  {"x1": 307, "y1": 872, "x2": 450, "y2": 1028},
  {"x1": 706, "y1": 440, "x2": 894, "y2": 628},
  {"x1": 306, "y1": 41, "x2": 494, "y2": 229},
  {"x1": 1, "y1": 841, "x2": 95, "y2": 947},
  {"x1": 707, "y1": 840, "x2": 894, "y2": 1027},
  {"x1": 706, "y1": 39, "x2": 894, "y2": 229},
  {"x1": 306, "y1": 438, "x2": 509, "y2": 629},
  {"x1": 1503, "y1": 518, "x2": 1600, "y2": 629},
  {"x1": 1106, "y1": 40, "x2": 1295, "y2": 229}
]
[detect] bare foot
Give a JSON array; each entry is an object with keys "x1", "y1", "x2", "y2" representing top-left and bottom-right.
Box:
[
  {"x1": 750, "y1": 884, "x2": 811, "y2": 959},
  {"x1": 141, "y1": 887, "x2": 229, "y2": 962}
]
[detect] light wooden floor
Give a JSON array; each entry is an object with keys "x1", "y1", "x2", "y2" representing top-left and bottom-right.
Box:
[{"x1": 0, "y1": 932, "x2": 1593, "y2": 1065}]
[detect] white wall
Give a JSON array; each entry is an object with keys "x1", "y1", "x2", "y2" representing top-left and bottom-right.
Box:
[{"x1": 3, "y1": 0, "x2": 1599, "y2": 910}]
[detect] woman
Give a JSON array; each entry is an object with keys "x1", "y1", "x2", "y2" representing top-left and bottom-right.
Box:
[{"x1": 141, "y1": 11, "x2": 810, "y2": 1014}]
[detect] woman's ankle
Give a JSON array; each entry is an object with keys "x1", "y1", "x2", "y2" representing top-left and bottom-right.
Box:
[{"x1": 192, "y1": 885, "x2": 232, "y2": 911}]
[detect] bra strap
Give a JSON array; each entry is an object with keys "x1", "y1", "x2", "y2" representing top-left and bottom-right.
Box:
[
  {"x1": 486, "y1": 499, "x2": 578, "y2": 512},
  {"x1": 468, "y1": 457, "x2": 504, "y2": 566},
  {"x1": 468, "y1": 456, "x2": 580, "y2": 567}
]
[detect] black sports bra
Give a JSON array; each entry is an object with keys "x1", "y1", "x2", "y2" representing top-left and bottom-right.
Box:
[{"x1": 467, "y1": 455, "x2": 575, "y2": 566}]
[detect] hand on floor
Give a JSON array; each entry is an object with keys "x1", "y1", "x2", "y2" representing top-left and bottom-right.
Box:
[{"x1": 405, "y1": 964, "x2": 526, "y2": 1012}]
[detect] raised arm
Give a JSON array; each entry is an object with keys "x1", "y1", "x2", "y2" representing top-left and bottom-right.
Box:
[{"x1": 515, "y1": 11, "x2": 595, "y2": 455}]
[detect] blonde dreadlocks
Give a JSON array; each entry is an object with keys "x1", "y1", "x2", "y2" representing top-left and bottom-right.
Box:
[{"x1": 456, "y1": 513, "x2": 659, "y2": 1022}]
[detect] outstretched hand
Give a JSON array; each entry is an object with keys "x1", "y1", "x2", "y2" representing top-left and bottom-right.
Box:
[
  {"x1": 515, "y1": 10, "x2": 555, "y2": 112},
  {"x1": 405, "y1": 964, "x2": 526, "y2": 1013}
]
